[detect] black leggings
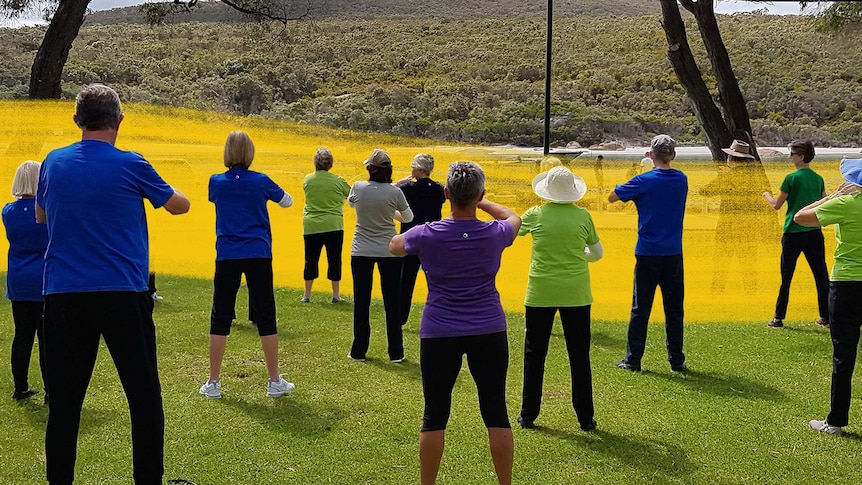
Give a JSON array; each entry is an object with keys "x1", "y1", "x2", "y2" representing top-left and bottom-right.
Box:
[
  {"x1": 211, "y1": 258, "x2": 277, "y2": 336},
  {"x1": 10, "y1": 300, "x2": 46, "y2": 394},
  {"x1": 303, "y1": 230, "x2": 344, "y2": 281},
  {"x1": 420, "y1": 331, "x2": 510, "y2": 432}
]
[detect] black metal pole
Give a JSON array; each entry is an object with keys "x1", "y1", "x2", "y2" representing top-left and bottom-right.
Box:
[{"x1": 543, "y1": 0, "x2": 553, "y2": 155}]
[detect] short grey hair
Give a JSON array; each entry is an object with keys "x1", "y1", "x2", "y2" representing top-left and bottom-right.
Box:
[
  {"x1": 313, "y1": 147, "x2": 334, "y2": 170},
  {"x1": 446, "y1": 161, "x2": 485, "y2": 207},
  {"x1": 75, "y1": 84, "x2": 122, "y2": 131},
  {"x1": 411, "y1": 153, "x2": 434, "y2": 174},
  {"x1": 11, "y1": 160, "x2": 40, "y2": 197},
  {"x1": 650, "y1": 134, "x2": 676, "y2": 162}
]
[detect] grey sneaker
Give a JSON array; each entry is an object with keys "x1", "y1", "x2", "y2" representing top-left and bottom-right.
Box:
[
  {"x1": 199, "y1": 380, "x2": 221, "y2": 399},
  {"x1": 267, "y1": 375, "x2": 295, "y2": 398},
  {"x1": 809, "y1": 419, "x2": 843, "y2": 435}
]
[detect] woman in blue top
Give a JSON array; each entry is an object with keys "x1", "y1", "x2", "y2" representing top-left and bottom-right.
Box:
[
  {"x1": 199, "y1": 131, "x2": 295, "y2": 399},
  {"x1": 2, "y1": 160, "x2": 48, "y2": 401}
]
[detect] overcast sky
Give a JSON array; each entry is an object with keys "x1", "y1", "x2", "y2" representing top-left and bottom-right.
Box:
[{"x1": 2, "y1": 1, "x2": 809, "y2": 27}]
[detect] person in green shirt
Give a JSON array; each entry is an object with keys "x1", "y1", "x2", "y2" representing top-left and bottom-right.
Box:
[
  {"x1": 794, "y1": 158, "x2": 862, "y2": 436},
  {"x1": 763, "y1": 140, "x2": 829, "y2": 328},
  {"x1": 516, "y1": 167, "x2": 603, "y2": 432},
  {"x1": 301, "y1": 148, "x2": 351, "y2": 303}
]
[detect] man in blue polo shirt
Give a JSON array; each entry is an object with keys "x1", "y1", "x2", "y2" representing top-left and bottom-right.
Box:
[
  {"x1": 36, "y1": 84, "x2": 190, "y2": 485},
  {"x1": 609, "y1": 134, "x2": 688, "y2": 372}
]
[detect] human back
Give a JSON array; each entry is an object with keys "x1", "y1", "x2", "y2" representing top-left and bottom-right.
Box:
[
  {"x1": 39, "y1": 141, "x2": 173, "y2": 293},
  {"x1": 350, "y1": 180, "x2": 408, "y2": 256},
  {"x1": 303, "y1": 169, "x2": 350, "y2": 234},
  {"x1": 620, "y1": 169, "x2": 688, "y2": 255},
  {"x1": 783, "y1": 168, "x2": 825, "y2": 233},
  {"x1": 407, "y1": 217, "x2": 514, "y2": 338},
  {"x1": 209, "y1": 168, "x2": 284, "y2": 259},
  {"x1": 521, "y1": 202, "x2": 597, "y2": 306}
]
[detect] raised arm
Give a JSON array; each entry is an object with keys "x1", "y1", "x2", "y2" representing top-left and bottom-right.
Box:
[
  {"x1": 477, "y1": 199, "x2": 521, "y2": 234},
  {"x1": 35, "y1": 203, "x2": 46, "y2": 224},
  {"x1": 763, "y1": 191, "x2": 788, "y2": 210},
  {"x1": 389, "y1": 234, "x2": 407, "y2": 257},
  {"x1": 162, "y1": 189, "x2": 191, "y2": 215}
]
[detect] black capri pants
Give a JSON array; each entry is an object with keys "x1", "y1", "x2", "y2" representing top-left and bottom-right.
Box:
[
  {"x1": 303, "y1": 230, "x2": 344, "y2": 281},
  {"x1": 211, "y1": 258, "x2": 277, "y2": 336},
  {"x1": 420, "y1": 331, "x2": 510, "y2": 432}
]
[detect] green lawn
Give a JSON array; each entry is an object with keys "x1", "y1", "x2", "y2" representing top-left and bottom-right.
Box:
[{"x1": 0, "y1": 274, "x2": 859, "y2": 484}]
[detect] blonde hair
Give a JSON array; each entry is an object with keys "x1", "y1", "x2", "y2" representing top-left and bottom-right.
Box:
[
  {"x1": 223, "y1": 131, "x2": 255, "y2": 168},
  {"x1": 313, "y1": 147, "x2": 334, "y2": 170},
  {"x1": 11, "y1": 160, "x2": 40, "y2": 197}
]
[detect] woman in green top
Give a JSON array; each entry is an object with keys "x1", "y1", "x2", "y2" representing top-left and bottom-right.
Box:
[
  {"x1": 795, "y1": 158, "x2": 862, "y2": 436},
  {"x1": 302, "y1": 147, "x2": 351, "y2": 303},
  {"x1": 517, "y1": 167, "x2": 603, "y2": 432}
]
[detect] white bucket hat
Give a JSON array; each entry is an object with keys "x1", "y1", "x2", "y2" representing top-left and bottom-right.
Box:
[{"x1": 532, "y1": 167, "x2": 587, "y2": 203}]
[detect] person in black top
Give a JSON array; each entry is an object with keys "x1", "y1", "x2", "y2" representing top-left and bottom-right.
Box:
[{"x1": 395, "y1": 153, "x2": 446, "y2": 325}]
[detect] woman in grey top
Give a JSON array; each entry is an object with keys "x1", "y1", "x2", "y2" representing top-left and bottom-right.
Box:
[{"x1": 348, "y1": 149, "x2": 414, "y2": 362}]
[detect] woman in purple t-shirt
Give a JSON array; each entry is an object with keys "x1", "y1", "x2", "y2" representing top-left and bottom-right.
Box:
[{"x1": 390, "y1": 161, "x2": 521, "y2": 485}]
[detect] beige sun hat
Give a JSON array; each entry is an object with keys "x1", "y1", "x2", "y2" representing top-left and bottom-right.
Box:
[
  {"x1": 532, "y1": 167, "x2": 587, "y2": 203},
  {"x1": 721, "y1": 139, "x2": 756, "y2": 159}
]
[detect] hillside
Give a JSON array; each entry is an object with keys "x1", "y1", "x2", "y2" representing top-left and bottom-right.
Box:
[
  {"x1": 4, "y1": 11, "x2": 862, "y2": 147},
  {"x1": 85, "y1": 0, "x2": 656, "y2": 25}
]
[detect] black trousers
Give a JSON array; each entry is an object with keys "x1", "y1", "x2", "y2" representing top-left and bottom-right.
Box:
[
  {"x1": 44, "y1": 292, "x2": 163, "y2": 485},
  {"x1": 624, "y1": 254, "x2": 685, "y2": 368},
  {"x1": 827, "y1": 281, "x2": 862, "y2": 427},
  {"x1": 10, "y1": 300, "x2": 46, "y2": 394},
  {"x1": 211, "y1": 258, "x2": 277, "y2": 336},
  {"x1": 303, "y1": 230, "x2": 344, "y2": 281},
  {"x1": 147, "y1": 273, "x2": 157, "y2": 295},
  {"x1": 520, "y1": 306, "x2": 593, "y2": 427},
  {"x1": 773, "y1": 230, "x2": 830, "y2": 321},
  {"x1": 349, "y1": 256, "x2": 403, "y2": 360},
  {"x1": 398, "y1": 254, "x2": 422, "y2": 325},
  {"x1": 420, "y1": 331, "x2": 510, "y2": 431}
]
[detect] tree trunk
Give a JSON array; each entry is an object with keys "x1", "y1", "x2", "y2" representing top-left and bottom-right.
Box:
[
  {"x1": 682, "y1": 0, "x2": 760, "y2": 161},
  {"x1": 658, "y1": 0, "x2": 731, "y2": 160},
  {"x1": 28, "y1": 0, "x2": 91, "y2": 99}
]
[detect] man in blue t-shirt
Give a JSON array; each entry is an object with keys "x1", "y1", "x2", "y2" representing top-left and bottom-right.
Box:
[
  {"x1": 609, "y1": 134, "x2": 688, "y2": 372},
  {"x1": 36, "y1": 84, "x2": 190, "y2": 485}
]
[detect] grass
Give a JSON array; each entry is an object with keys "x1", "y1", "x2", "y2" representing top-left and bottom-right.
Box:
[{"x1": 0, "y1": 274, "x2": 860, "y2": 484}]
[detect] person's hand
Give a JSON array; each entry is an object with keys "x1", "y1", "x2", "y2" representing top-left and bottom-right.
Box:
[{"x1": 394, "y1": 175, "x2": 412, "y2": 187}]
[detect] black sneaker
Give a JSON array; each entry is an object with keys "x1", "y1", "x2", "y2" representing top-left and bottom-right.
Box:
[
  {"x1": 767, "y1": 318, "x2": 784, "y2": 328},
  {"x1": 616, "y1": 360, "x2": 641, "y2": 372},
  {"x1": 580, "y1": 419, "x2": 597, "y2": 432},
  {"x1": 517, "y1": 416, "x2": 535, "y2": 429},
  {"x1": 671, "y1": 364, "x2": 688, "y2": 373},
  {"x1": 12, "y1": 388, "x2": 39, "y2": 400}
]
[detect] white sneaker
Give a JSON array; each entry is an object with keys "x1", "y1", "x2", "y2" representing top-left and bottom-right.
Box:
[
  {"x1": 267, "y1": 375, "x2": 295, "y2": 398},
  {"x1": 199, "y1": 380, "x2": 221, "y2": 399},
  {"x1": 151, "y1": 292, "x2": 164, "y2": 301},
  {"x1": 809, "y1": 419, "x2": 843, "y2": 435}
]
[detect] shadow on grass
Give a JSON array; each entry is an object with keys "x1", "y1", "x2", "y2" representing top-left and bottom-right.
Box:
[
  {"x1": 16, "y1": 400, "x2": 116, "y2": 435},
  {"x1": 646, "y1": 369, "x2": 784, "y2": 401},
  {"x1": 366, "y1": 358, "x2": 422, "y2": 381},
  {"x1": 221, "y1": 395, "x2": 348, "y2": 437},
  {"x1": 538, "y1": 426, "x2": 695, "y2": 477}
]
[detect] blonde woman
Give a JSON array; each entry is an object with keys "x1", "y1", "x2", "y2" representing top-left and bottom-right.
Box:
[
  {"x1": 200, "y1": 131, "x2": 295, "y2": 399},
  {"x1": 3, "y1": 161, "x2": 48, "y2": 401}
]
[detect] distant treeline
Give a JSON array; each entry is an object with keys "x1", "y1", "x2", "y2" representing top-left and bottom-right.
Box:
[{"x1": 4, "y1": 12, "x2": 862, "y2": 147}]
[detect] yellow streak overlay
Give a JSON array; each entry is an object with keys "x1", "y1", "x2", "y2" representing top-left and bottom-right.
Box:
[{"x1": 2, "y1": 101, "x2": 842, "y2": 323}]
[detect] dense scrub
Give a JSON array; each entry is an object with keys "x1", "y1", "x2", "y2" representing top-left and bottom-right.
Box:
[{"x1": 3, "y1": 12, "x2": 862, "y2": 146}]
